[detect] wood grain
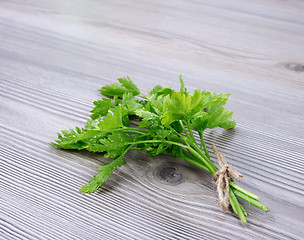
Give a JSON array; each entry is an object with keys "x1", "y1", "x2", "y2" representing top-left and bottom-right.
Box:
[{"x1": 1, "y1": 0, "x2": 304, "y2": 239}]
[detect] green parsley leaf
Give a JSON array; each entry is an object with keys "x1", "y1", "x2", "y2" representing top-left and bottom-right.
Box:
[
  {"x1": 161, "y1": 89, "x2": 205, "y2": 125},
  {"x1": 117, "y1": 77, "x2": 140, "y2": 96},
  {"x1": 98, "y1": 106, "x2": 123, "y2": 130},
  {"x1": 80, "y1": 156, "x2": 125, "y2": 193},
  {"x1": 99, "y1": 77, "x2": 140, "y2": 97},
  {"x1": 49, "y1": 127, "x2": 88, "y2": 150},
  {"x1": 135, "y1": 109, "x2": 158, "y2": 121},
  {"x1": 191, "y1": 104, "x2": 235, "y2": 132},
  {"x1": 98, "y1": 131, "x2": 133, "y2": 158},
  {"x1": 90, "y1": 98, "x2": 114, "y2": 120}
]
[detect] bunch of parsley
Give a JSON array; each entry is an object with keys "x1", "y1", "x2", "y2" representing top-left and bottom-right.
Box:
[{"x1": 50, "y1": 76, "x2": 269, "y2": 223}]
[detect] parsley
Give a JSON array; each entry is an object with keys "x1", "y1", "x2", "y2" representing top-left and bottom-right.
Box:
[{"x1": 50, "y1": 76, "x2": 269, "y2": 223}]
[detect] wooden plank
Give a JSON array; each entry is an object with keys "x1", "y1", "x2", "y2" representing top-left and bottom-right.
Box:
[{"x1": 0, "y1": 0, "x2": 303, "y2": 239}]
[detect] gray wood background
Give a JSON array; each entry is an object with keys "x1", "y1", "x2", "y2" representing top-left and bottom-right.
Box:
[{"x1": 1, "y1": 0, "x2": 304, "y2": 239}]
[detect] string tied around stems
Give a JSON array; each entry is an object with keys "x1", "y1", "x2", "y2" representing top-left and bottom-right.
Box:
[{"x1": 212, "y1": 145, "x2": 243, "y2": 211}]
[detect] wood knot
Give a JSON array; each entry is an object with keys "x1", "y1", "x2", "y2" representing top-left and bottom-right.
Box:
[
  {"x1": 160, "y1": 167, "x2": 182, "y2": 183},
  {"x1": 285, "y1": 63, "x2": 304, "y2": 72}
]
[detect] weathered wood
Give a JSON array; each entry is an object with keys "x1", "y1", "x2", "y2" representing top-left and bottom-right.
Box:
[{"x1": 0, "y1": 0, "x2": 304, "y2": 239}]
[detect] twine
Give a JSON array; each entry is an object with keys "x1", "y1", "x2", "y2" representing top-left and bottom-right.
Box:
[{"x1": 212, "y1": 145, "x2": 243, "y2": 211}]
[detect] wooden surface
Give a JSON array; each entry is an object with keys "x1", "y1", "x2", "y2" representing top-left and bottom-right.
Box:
[{"x1": 1, "y1": 0, "x2": 304, "y2": 239}]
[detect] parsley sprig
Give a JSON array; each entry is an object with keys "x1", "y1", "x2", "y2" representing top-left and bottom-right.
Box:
[{"x1": 50, "y1": 76, "x2": 269, "y2": 223}]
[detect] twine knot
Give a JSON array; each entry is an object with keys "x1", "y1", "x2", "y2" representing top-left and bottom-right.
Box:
[{"x1": 212, "y1": 145, "x2": 243, "y2": 211}]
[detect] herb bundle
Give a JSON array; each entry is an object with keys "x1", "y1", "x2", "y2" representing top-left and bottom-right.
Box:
[{"x1": 50, "y1": 76, "x2": 269, "y2": 223}]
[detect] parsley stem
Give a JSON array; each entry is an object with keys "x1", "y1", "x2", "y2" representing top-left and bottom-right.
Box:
[
  {"x1": 229, "y1": 188, "x2": 247, "y2": 223},
  {"x1": 175, "y1": 121, "x2": 215, "y2": 173},
  {"x1": 122, "y1": 127, "x2": 149, "y2": 133},
  {"x1": 229, "y1": 181, "x2": 259, "y2": 200},
  {"x1": 229, "y1": 191, "x2": 238, "y2": 215},
  {"x1": 168, "y1": 125, "x2": 187, "y2": 140},
  {"x1": 182, "y1": 149, "x2": 210, "y2": 172},
  {"x1": 183, "y1": 156, "x2": 210, "y2": 172},
  {"x1": 124, "y1": 129, "x2": 147, "y2": 135},
  {"x1": 179, "y1": 121, "x2": 192, "y2": 142},
  {"x1": 178, "y1": 120, "x2": 198, "y2": 148},
  {"x1": 239, "y1": 203, "x2": 248, "y2": 217},
  {"x1": 233, "y1": 189, "x2": 269, "y2": 212},
  {"x1": 171, "y1": 126, "x2": 214, "y2": 171},
  {"x1": 185, "y1": 120, "x2": 198, "y2": 147},
  {"x1": 128, "y1": 140, "x2": 188, "y2": 151},
  {"x1": 125, "y1": 138, "x2": 214, "y2": 174},
  {"x1": 169, "y1": 125, "x2": 194, "y2": 150},
  {"x1": 191, "y1": 143, "x2": 217, "y2": 174},
  {"x1": 199, "y1": 131, "x2": 203, "y2": 151},
  {"x1": 186, "y1": 146, "x2": 215, "y2": 174},
  {"x1": 95, "y1": 127, "x2": 148, "y2": 136},
  {"x1": 182, "y1": 149, "x2": 195, "y2": 159},
  {"x1": 200, "y1": 132, "x2": 210, "y2": 160},
  {"x1": 167, "y1": 134, "x2": 188, "y2": 146}
]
